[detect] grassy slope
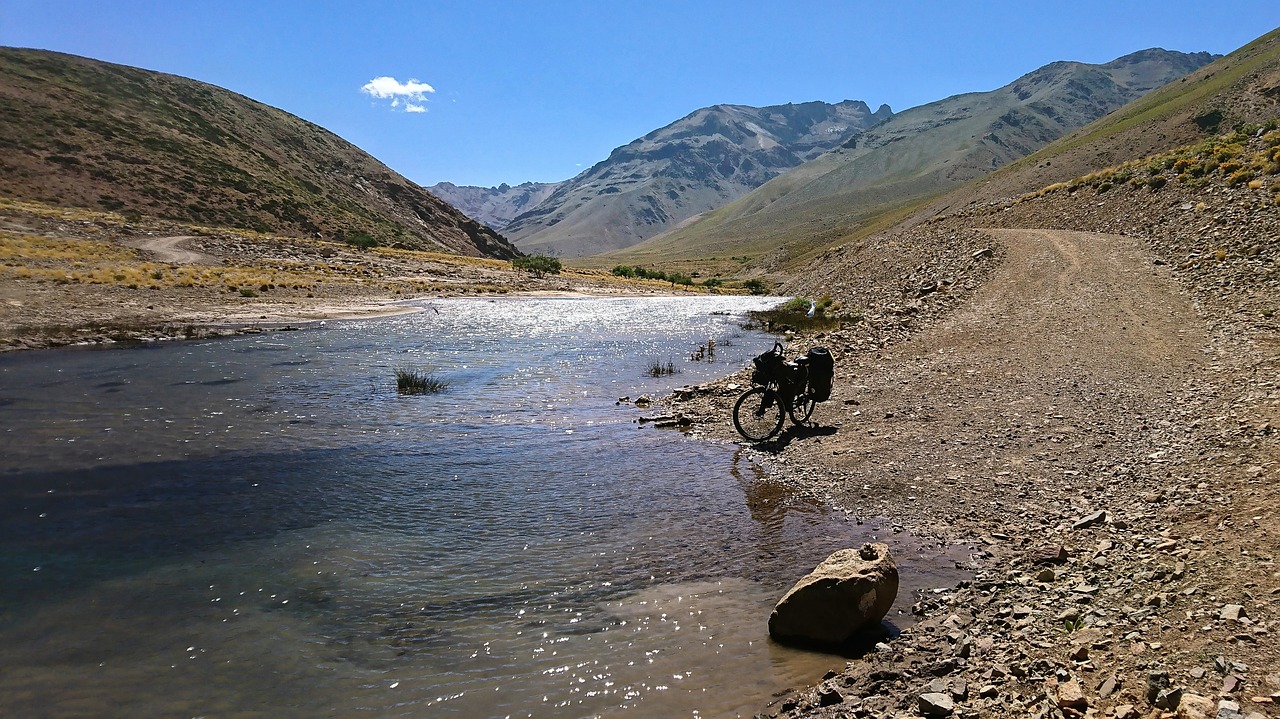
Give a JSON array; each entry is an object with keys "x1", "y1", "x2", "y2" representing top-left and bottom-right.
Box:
[{"x1": 0, "y1": 48, "x2": 520, "y2": 259}]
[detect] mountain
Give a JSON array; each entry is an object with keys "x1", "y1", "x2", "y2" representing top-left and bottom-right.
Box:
[
  {"x1": 935, "y1": 29, "x2": 1280, "y2": 210},
  {"x1": 608, "y1": 48, "x2": 1217, "y2": 272},
  {"x1": 501, "y1": 100, "x2": 894, "y2": 257},
  {"x1": 427, "y1": 180, "x2": 563, "y2": 230},
  {"x1": 0, "y1": 48, "x2": 520, "y2": 259}
]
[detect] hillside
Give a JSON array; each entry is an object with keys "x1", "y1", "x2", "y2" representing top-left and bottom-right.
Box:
[
  {"x1": 502, "y1": 100, "x2": 893, "y2": 257},
  {"x1": 427, "y1": 180, "x2": 563, "y2": 231},
  {"x1": 0, "y1": 48, "x2": 520, "y2": 259},
  {"x1": 610, "y1": 48, "x2": 1216, "y2": 273}
]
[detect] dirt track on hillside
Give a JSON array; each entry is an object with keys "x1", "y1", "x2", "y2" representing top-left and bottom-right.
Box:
[
  {"x1": 667, "y1": 228, "x2": 1279, "y2": 718},
  {"x1": 121, "y1": 235, "x2": 218, "y2": 264}
]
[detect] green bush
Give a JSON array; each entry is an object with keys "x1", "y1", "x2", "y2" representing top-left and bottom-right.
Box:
[
  {"x1": 742, "y1": 279, "x2": 768, "y2": 295},
  {"x1": 345, "y1": 233, "x2": 380, "y2": 251},
  {"x1": 512, "y1": 254, "x2": 562, "y2": 277}
]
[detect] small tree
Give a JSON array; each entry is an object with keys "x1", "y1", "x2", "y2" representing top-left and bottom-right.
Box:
[
  {"x1": 512, "y1": 254, "x2": 562, "y2": 277},
  {"x1": 743, "y1": 279, "x2": 767, "y2": 295}
]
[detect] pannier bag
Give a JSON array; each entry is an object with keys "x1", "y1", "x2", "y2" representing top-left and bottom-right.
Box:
[
  {"x1": 805, "y1": 346, "x2": 834, "y2": 402},
  {"x1": 751, "y1": 347, "x2": 785, "y2": 385}
]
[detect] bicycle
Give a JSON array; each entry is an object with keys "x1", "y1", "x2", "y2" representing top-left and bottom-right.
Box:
[{"x1": 733, "y1": 342, "x2": 831, "y2": 442}]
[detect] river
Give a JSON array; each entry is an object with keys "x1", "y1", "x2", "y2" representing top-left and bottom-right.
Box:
[{"x1": 0, "y1": 296, "x2": 956, "y2": 718}]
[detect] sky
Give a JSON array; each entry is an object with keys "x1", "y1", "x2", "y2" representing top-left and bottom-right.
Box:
[{"x1": 3, "y1": 2, "x2": 1277, "y2": 188}]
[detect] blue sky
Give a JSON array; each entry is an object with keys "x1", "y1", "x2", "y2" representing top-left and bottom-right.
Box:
[{"x1": 3, "y1": 2, "x2": 1277, "y2": 188}]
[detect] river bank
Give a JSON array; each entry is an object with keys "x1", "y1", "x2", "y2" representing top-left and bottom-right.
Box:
[
  {"x1": 662, "y1": 221, "x2": 1277, "y2": 717},
  {"x1": 0, "y1": 200, "x2": 704, "y2": 352}
]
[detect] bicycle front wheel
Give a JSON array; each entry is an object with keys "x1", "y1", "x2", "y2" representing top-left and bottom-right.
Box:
[{"x1": 733, "y1": 387, "x2": 785, "y2": 442}]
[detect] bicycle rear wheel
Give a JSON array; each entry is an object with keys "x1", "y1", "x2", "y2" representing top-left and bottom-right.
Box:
[
  {"x1": 789, "y1": 392, "x2": 816, "y2": 423},
  {"x1": 733, "y1": 387, "x2": 785, "y2": 442}
]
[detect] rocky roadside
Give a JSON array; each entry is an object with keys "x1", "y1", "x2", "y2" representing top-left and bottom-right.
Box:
[{"x1": 653, "y1": 174, "x2": 1276, "y2": 717}]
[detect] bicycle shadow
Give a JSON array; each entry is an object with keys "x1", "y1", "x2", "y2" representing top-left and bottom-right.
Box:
[{"x1": 750, "y1": 422, "x2": 837, "y2": 452}]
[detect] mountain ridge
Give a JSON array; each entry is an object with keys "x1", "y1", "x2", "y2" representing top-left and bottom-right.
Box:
[
  {"x1": 501, "y1": 99, "x2": 894, "y2": 257},
  {"x1": 427, "y1": 180, "x2": 563, "y2": 231},
  {"x1": 0, "y1": 47, "x2": 520, "y2": 259},
  {"x1": 606, "y1": 47, "x2": 1217, "y2": 272}
]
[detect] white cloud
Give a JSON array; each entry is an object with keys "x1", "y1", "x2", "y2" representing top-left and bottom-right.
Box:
[{"x1": 361, "y1": 76, "x2": 434, "y2": 113}]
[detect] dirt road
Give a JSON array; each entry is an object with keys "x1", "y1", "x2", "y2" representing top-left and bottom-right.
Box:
[
  {"x1": 787, "y1": 228, "x2": 1209, "y2": 531},
  {"x1": 121, "y1": 235, "x2": 218, "y2": 264}
]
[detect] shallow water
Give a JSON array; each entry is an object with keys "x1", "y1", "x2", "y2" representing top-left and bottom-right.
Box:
[{"x1": 0, "y1": 296, "x2": 965, "y2": 718}]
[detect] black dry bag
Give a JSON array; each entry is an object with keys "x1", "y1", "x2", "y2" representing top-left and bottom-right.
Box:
[{"x1": 805, "y1": 346, "x2": 834, "y2": 402}]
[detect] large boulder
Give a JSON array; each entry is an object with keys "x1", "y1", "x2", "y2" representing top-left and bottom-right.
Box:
[{"x1": 769, "y1": 543, "x2": 899, "y2": 647}]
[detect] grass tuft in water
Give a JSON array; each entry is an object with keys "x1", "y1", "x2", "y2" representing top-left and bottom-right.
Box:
[
  {"x1": 395, "y1": 367, "x2": 447, "y2": 394},
  {"x1": 647, "y1": 359, "x2": 679, "y2": 377}
]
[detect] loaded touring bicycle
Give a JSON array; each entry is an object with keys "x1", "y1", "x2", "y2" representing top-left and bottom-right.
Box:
[{"x1": 732, "y1": 342, "x2": 834, "y2": 442}]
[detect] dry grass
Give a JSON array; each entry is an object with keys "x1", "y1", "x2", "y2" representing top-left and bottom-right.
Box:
[{"x1": 1032, "y1": 120, "x2": 1280, "y2": 198}]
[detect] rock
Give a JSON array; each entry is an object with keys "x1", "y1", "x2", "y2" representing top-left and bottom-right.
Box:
[
  {"x1": 972, "y1": 247, "x2": 994, "y2": 260},
  {"x1": 919, "y1": 691, "x2": 954, "y2": 716},
  {"x1": 816, "y1": 685, "x2": 843, "y2": 707},
  {"x1": 1032, "y1": 545, "x2": 1069, "y2": 564},
  {"x1": 1148, "y1": 670, "x2": 1171, "y2": 704},
  {"x1": 1057, "y1": 679, "x2": 1087, "y2": 709},
  {"x1": 1219, "y1": 604, "x2": 1247, "y2": 622},
  {"x1": 1156, "y1": 687, "x2": 1184, "y2": 711},
  {"x1": 1072, "y1": 510, "x2": 1107, "y2": 530},
  {"x1": 1099, "y1": 675, "x2": 1120, "y2": 698},
  {"x1": 1114, "y1": 704, "x2": 1137, "y2": 719},
  {"x1": 768, "y1": 543, "x2": 899, "y2": 647},
  {"x1": 1175, "y1": 693, "x2": 1215, "y2": 718}
]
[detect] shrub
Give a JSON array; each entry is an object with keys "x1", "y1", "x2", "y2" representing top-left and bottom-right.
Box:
[
  {"x1": 239, "y1": 288, "x2": 258, "y2": 297},
  {"x1": 346, "y1": 233, "x2": 380, "y2": 251},
  {"x1": 611, "y1": 264, "x2": 637, "y2": 278},
  {"x1": 1147, "y1": 175, "x2": 1167, "y2": 191},
  {"x1": 1227, "y1": 170, "x2": 1254, "y2": 186},
  {"x1": 394, "y1": 367, "x2": 447, "y2": 394},
  {"x1": 1219, "y1": 160, "x2": 1243, "y2": 175},
  {"x1": 743, "y1": 279, "x2": 768, "y2": 295},
  {"x1": 1215, "y1": 144, "x2": 1244, "y2": 162},
  {"x1": 512, "y1": 254, "x2": 562, "y2": 277},
  {"x1": 780, "y1": 297, "x2": 813, "y2": 313}
]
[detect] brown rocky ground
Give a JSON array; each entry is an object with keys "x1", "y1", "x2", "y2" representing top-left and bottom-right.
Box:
[
  {"x1": 0, "y1": 201, "x2": 690, "y2": 351},
  {"x1": 663, "y1": 166, "x2": 1277, "y2": 717}
]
